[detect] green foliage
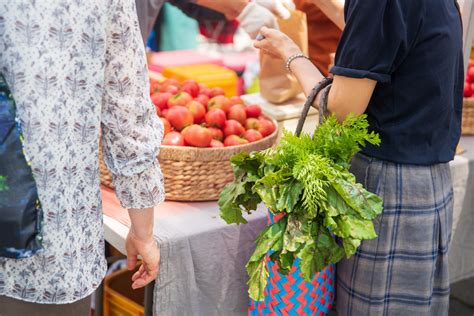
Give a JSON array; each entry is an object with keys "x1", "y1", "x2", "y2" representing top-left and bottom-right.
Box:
[
  {"x1": 219, "y1": 114, "x2": 383, "y2": 301},
  {"x1": 0, "y1": 176, "x2": 7, "y2": 191}
]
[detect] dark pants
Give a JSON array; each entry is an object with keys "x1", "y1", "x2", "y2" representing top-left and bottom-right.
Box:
[{"x1": 0, "y1": 295, "x2": 91, "y2": 316}]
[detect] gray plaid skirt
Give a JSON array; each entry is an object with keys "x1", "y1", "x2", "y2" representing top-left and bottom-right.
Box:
[{"x1": 336, "y1": 154, "x2": 453, "y2": 316}]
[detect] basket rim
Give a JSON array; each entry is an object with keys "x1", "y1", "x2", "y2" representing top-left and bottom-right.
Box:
[{"x1": 158, "y1": 116, "x2": 279, "y2": 161}]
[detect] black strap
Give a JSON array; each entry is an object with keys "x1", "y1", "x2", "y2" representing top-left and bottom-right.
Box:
[{"x1": 295, "y1": 77, "x2": 333, "y2": 136}]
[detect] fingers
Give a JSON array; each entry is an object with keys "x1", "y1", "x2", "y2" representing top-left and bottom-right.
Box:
[
  {"x1": 131, "y1": 263, "x2": 160, "y2": 289},
  {"x1": 127, "y1": 253, "x2": 138, "y2": 271}
]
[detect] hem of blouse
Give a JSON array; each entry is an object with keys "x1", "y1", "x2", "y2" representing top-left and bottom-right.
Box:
[
  {"x1": 330, "y1": 65, "x2": 391, "y2": 84},
  {"x1": 0, "y1": 261, "x2": 107, "y2": 305},
  {"x1": 119, "y1": 194, "x2": 165, "y2": 210}
]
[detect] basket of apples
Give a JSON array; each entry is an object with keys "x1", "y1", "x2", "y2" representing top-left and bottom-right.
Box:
[
  {"x1": 100, "y1": 78, "x2": 278, "y2": 201},
  {"x1": 462, "y1": 59, "x2": 474, "y2": 135}
]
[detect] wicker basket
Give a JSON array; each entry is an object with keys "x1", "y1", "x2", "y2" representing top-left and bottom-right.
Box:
[
  {"x1": 99, "y1": 118, "x2": 278, "y2": 201},
  {"x1": 463, "y1": 98, "x2": 474, "y2": 135}
]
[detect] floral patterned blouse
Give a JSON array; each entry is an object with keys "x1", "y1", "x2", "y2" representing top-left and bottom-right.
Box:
[{"x1": 0, "y1": 0, "x2": 164, "y2": 304}]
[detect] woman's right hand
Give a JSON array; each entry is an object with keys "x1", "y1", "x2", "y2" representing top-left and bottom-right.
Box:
[
  {"x1": 125, "y1": 228, "x2": 160, "y2": 289},
  {"x1": 253, "y1": 26, "x2": 301, "y2": 60}
]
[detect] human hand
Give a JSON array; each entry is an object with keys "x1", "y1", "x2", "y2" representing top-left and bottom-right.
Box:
[
  {"x1": 125, "y1": 229, "x2": 160, "y2": 289},
  {"x1": 254, "y1": 0, "x2": 295, "y2": 19},
  {"x1": 237, "y1": 2, "x2": 279, "y2": 39},
  {"x1": 254, "y1": 26, "x2": 301, "y2": 60}
]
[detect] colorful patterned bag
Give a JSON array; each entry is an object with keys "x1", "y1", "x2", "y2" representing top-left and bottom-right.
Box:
[
  {"x1": 0, "y1": 74, "x2": 43, "y2": 258},
  {"x1": 248, "y1": 212, "x2": 336, "y2": 316}
]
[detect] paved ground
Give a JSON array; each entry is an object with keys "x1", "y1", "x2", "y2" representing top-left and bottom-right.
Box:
[{"x1": 450, "y1": 278, "x2": 474, "y2": 316}]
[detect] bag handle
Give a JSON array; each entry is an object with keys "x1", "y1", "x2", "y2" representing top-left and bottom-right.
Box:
[{"x1": 295, "y1": 77, "x2": 333, "y2": 137}]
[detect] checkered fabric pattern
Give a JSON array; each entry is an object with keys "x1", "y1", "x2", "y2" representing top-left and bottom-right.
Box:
[
  {"x1": 336, "y1": 154, "x2": 453, "y2": 316},
  {"x1": 248, "y1": 213, "x2": 335, "y2": 315}
]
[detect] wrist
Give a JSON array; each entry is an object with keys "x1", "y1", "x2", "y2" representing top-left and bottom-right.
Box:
[
  {"x1": 129, "y1": 226, "x2": 154, "y2": 242},
  {"x1": 283, "y1": 46, "x2": 303, "y2": 62}
]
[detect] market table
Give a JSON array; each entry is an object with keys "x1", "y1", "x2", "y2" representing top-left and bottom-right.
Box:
[
  {"x1": 101, "y1": 136, "x2": 474, "y2": 315},
  {"x1": 101, "y1": 188, "x2": 268, "y2": 316}
]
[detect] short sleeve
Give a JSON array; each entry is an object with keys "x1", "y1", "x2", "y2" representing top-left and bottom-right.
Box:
[{"x1": 330, "y1": 0, "x2": 421, "y2": 83}]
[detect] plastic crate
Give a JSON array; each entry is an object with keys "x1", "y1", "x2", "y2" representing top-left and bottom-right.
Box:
[
  {"x1": 162, "y1": 64, "x2": 238, "y2": 97},
  {"x1": 148, "y1": 50, "x2": 222, "y2": 73},
  {"x1": 103, "y1": 268, "x2": 145, "y2": 316}
]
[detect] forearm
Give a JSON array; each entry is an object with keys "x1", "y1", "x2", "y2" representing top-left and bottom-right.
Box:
[
  {"x1": 128, "y1": 207, "x2": 154, "y2": 239},
  {"x1": 287, "y1": 56, "x2": 325, "y2": 99},
  {"x1": 195, "y1": 0, "x2": 248, "y2": 19},
  {"x1": 311, "y1": 0, "x2": 345, "y2": 30}
]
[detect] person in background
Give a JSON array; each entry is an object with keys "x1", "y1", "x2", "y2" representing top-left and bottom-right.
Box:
[
  {"x1": 295, "y1": 0, "x2": 344, "y2": 75},
  {"x1": 135, "y1": 0, "x2": 293, "y2": 44},
  {"x1": 255, "y1": 0, "x2": 462, "y2": 314},
  {"x1": 0, "y1": 0, "x2": 163, "y2": 314}
]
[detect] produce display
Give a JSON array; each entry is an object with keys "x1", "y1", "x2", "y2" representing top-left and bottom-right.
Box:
[
  {"x1": 150, "y1": 78, "x2": 275, "y2": 148},
  {"x1": 219, "y1": 114, "x2": 383, "y2": 301},
  {"x1": 464, "y1": 59, "x2": 474, "y2": 97}
]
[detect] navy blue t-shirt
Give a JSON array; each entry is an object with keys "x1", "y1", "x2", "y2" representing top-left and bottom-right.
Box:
[{"x1": 330, "y1": 0, "x2": 464, "y2": 165}]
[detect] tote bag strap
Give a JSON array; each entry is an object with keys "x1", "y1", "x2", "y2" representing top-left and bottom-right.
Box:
[{"x1": 295, "y1": 77, "x2": 333, "y2": 137}]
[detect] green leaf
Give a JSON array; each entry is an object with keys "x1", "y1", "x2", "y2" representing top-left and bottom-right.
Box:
[
  {"x1": 218, "y1": 182, "x2": 248, "y2": 225},
  {"x1": 246, "y1": 259, "x2": 269, "y2": 301},
  {"x1": 342, "y1": 238, "x2": 361, "y2": 257},
  {"x1": 276, "y1": 180, "x2": 304, "y2": 214},
  {"x1": 282, "y1": 215, "x2": 312, "y2": 252},
  {"x1": 249, "y1": 218, "x2": 286, "y2": 263},
  {"x1": 0, "y1": 176, "x2": 7, "y2": 191},
  {"x1": 332, "y1": 178, "x2": 383, "y2": 220},
  {"x1": 334, "y1": 215, "x2": 377, "y2": 240}
]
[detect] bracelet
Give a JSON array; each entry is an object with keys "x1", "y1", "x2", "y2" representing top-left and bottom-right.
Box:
[{"x1": 285, "y1": 52, "x2": 309, "y2": 74}]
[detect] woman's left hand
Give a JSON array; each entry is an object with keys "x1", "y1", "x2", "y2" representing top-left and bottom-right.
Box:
[{"x1": 254, "y1": 26, "x2": 301, "y2": 60}]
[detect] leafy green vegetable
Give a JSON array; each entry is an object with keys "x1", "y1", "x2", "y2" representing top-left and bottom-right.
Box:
[
  {"x1": 219, "y1": 114, "x2": 383, "y2": 301},
  {"x1": 0, "y1": 176, "x2": 7, "y2": 191}
]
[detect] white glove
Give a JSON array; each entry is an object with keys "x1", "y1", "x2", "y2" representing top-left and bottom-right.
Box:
[
  {"x1": 237, "y1": 2, "x2": 280, "y2": 39},
  {"x1": 254, "y1": 0, "x2": 295, "y2": 19}
]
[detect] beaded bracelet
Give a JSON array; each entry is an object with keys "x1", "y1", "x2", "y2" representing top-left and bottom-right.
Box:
[{"x1": 285, "y1": 52, "x2": 310, "y2": 74}]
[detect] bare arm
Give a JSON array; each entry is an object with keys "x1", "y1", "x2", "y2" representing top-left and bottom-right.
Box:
[
  {"x1": 195, "y1": 0, "x2": 248, "y2": 19},
  {"x1": 310, "y1": 0, "x2": 345, "y2": 30},
  {"x1": 255, "y1": 27, "x2": 376, "y2": 122}
]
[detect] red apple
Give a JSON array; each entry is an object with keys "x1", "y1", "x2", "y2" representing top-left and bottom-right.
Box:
[
  {"x1": 210, "y1": 139, "x2": 224, "y2": 148},
  {"x1": 223, "y1": 120, "x2": 246, "y2": 137},
  {"x1": 229, "y1": 96, "x2": 245, "y2": 106},
  {"x1": 167, "y1": 92, "x2": 192, "y2": 108},
  {"x1": 162, "y1": 131, "x2": 185, "y2": 146},
  {"x1": 224, "y1": 135, "x2": 249, "y2": 147},
  {"x1": 227, "y1": 105, "x2": 247, "y2": 125},
  {"x1": 164, "y1": 85, "x2": 179, "y2": 94},
  {"x1": 468, "y1": 67, "x2": 474, "y2": 83},
  {"x1": 209, "y1": 87, "x2": 225, "y2": 97},
  {"x1": 182, "y1": 125, "x2": 213, "y2": 148},
  {"x1": 245, "y1": 104, "x2": 262, "y2": 118},
  {"x1": 162, "y1": 108, "x2": 169, "y2": 117},
  {"x1": 162, "y1": 78, "x2": 180, "y2": 88},
  {"x1": 194, "y1": 94, "x2": 209, "y2": 107},
  {"x1": 205, "y1": 108, "x2": 226, "y2": 129},
  {"x1": 186, "y1": 100, "x2": 206, "y2": 123},
  {"x1": 243, "y1": 129, "x2": 263, "y2": 143},
  {"x1": 208, "y1": 127, "x2": 224, "y2": 141},
  {"x1": 245, "y1": 118, "x2": 260, "y2": 130},
  {"x1": 208, "y1": 95, "x2": 231, "y2": 112},
  {"x1": 180, "y1": 80, "x2": 200, "y2": 98},
  {"x1": 199, "y1": 86, "x2": 211, "y2": 97},
  {"x1": 161, "y1": 117, "x2": 171, "y2": 135},
  {"x1": 465, "y1": 82, "x2": 473, "y2": 98},
  {"x1": 151, "y1": 92, "x2": 172, "y2": 110},
  {"x1": 258, "y1": 118, "x2": 275, "y2": 137},
  {"x1": 166, "y1": 106, "x2": 193, "y2": 131}
]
